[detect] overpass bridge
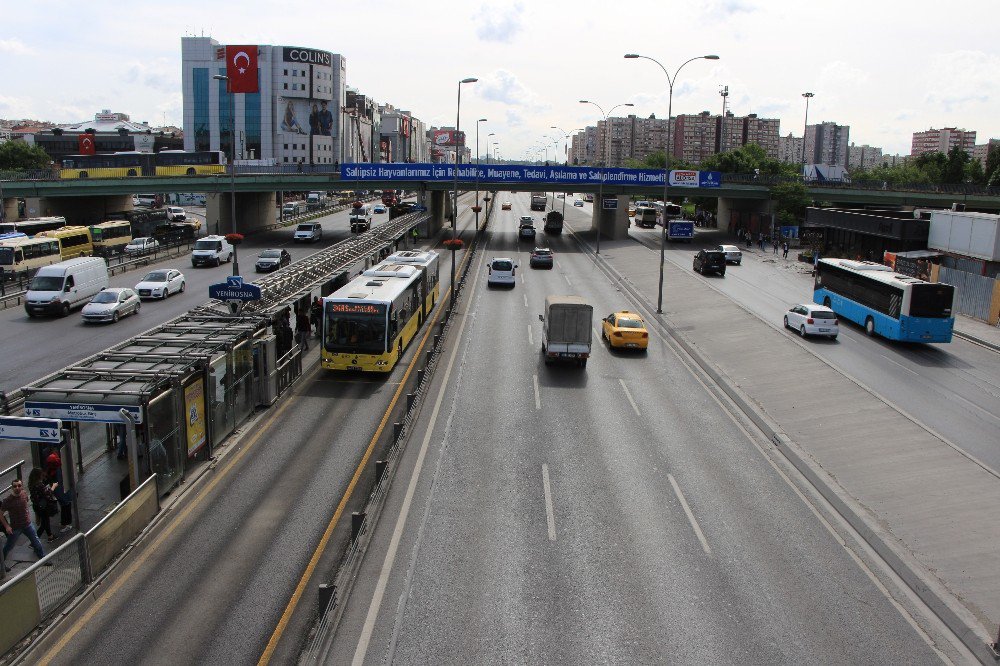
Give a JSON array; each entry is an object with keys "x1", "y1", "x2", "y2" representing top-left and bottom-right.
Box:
[{"x1": 4, "y1": 163, "x2": 999, "y2": 239}]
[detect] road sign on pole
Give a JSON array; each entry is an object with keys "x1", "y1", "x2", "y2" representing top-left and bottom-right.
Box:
[
  {"x1": 0, "y1": 416, "x2": 62, "y2": 443},
  {"x1": 602, "y1": 197, "x2": 618, "y2": 210},
  {"x1": 208, "y1": 275, "x2": 262, "y2": 303}
]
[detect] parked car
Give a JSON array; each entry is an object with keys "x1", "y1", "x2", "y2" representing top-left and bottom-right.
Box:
[
  {"x1": 135, "y1": 269, "x2": 185, "y2": 299},
  {"x1": 530, "y1": 247, "x2": 554, "y2": 269},
  {"x1": 573, "y1": 199, "x2": 584, "y2": 207},
  {"x1": 501, "y1": 201, "x2": 512, "y2": 210},
  {"x1": 693, "y1": 249, "x2": 726, "y2": 276},
  {"x1": 601, "y1": 310, "x2": 649, "y2": 351},
  {"x1": 487, "y1": 257, "x2": 518, "y2": 288},
  {"x1": 124, "y1": 237, "x2": 160, "y2": 256},
  {"x1": 716, "y1": 244, "x2": 743, "y2": 265},
  {"x1": 81, "y1": 287, "x2": 140, "y2": 324},
  {"x1": 255, "y1": 248, "x2": 292, "y2": 273},
  {"x1": 784, "y1": 303, "x2": 839, "y2": 339}
]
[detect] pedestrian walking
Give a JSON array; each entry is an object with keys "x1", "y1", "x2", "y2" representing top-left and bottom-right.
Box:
[
  {"x1": 45, "y1": 452, "x2": 73, "y2": 533},
  {"x1": 295, "y1": 308, "x2": 311, "y2": 351},
  {"x1": 782, "y1": 241, "x2": 789, "y2": 259},
  {"x1": 28, "y1": 468, "x2": 57, "y2": 543},
  {"x1": 1, "y1": 477, "x2": 46, "y2": 569},
  {"x1": 310, "y1": 297, "x2": 323, "y2": 339},
  {"x1": 773, "y1": 237, "x2": 780, "y2": 254}
]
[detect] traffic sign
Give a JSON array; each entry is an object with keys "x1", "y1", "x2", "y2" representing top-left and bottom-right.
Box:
[
  {"x1": 0, "y1": 416, "x2": 62, "y2": 443},
  {"x1": 208, "y1": 275, "x2": 262, "y2": 302},
  {"x1": 602, "y1": 197, "x2": 618, "y2": 210}
]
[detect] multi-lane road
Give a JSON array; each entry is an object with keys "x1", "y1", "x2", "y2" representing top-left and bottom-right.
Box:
[{"x1": 18, "y1": 192, "x2": 997, "y2": 663}]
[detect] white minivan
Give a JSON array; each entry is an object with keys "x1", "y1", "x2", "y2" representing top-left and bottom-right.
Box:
[
  {"x1": 487, "y1": 257, "x2": 518, "y2": 288},
  {"x1": 191, "y1": 235, "x2": 234, "y2": 267},
  {"x1": 25, "y1": 256, "x2": 109, "y2": 317},
  {"x1": 294, "y1": 223, "x2": 323, "y2": 242}
]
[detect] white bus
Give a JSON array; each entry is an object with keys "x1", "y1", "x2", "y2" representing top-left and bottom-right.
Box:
[{"x1": 0, "y1": 236, "x2": 63, "y2": 275}]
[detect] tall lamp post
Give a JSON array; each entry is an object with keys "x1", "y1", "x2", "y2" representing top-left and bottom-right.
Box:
[
  {"x1": 579, "y1": 100, "x2": 634, "y2": 255},
  {"x1": 550, "y1": 126, "x2": 583, "y2": 218},
  {"x1": 451, "y1": 77, "x2": 477, "y2": 310},
  {"x1": 801, "y1": 92, "x2": 814, "y2": 166},
  {"x1": 487, "y1": 132, "x2": 496, "y2": 164},
  {"x1": 625, "y1": 52, "x2": 719, "y2": 313},
  {"x1": 475, "y1": 118, "x2": 487, "y2": 234},
  {"x1": 213, "y1": 74, "x2": 239, "y2": 276}
]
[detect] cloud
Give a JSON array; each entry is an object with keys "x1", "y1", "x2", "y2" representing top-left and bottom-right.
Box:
[
  {"x1": 477, "y1": 69, "x2": 547, "y2": 111},
  {"x1": 700, "y1": 0, "x2": 755, "y2": 16},
  {"x1": 0, "y1": 38, "x2": 34, "y2": 55},
  {"x1": 123, "y1": 58, "x2": 179, "y2": 94},
  {"x1": 922, "y1": 50, "x2": 998, "y2": 113},
  {"x1": 475, "y1": 3, "x2": 524, "y2": 43},
  {"x1": 505, "y1": 109, "x2": 524, "y2": 127}
]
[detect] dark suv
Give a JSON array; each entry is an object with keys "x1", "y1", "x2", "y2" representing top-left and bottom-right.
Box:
[{"x1": 693, "y1": 249, "x2": 726, "y2": 276}]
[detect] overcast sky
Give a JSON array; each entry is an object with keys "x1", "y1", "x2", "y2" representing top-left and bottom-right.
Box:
[{"x1": 2, "y1": 0, "x2": 997, "y2": 159}]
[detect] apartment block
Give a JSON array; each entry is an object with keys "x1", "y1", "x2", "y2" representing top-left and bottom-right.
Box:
[
  {"x1": 804, "y1": 122, "x2": 850, "y2": 167},
  {"x1": 847, "y1": 143, "x2": 883, "y2": 170},
  {"x1": 910, "y1": 127, "x2": 976, "y2": 157}
]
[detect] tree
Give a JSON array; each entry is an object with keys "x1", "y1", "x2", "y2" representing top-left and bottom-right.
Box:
[
  {"x1": 984, "y1": 148, "x2": 1000, "y2": 186},
  {"x1": 965, "y1": 158, "x2": 985, "y2": 186},
  {"x1": 943, "y1": 146, "x2": 970, "y2": 184},
  {"x1": 770, "y1": 181, "x2": 810, "y2": 223},
  {"x1": 0, "y1": 141, "x2": 52, "y2": 171}
]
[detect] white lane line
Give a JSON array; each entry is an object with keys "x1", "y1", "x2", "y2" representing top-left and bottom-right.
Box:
[
  {"x1": 593, "y1": 326, "x2": 599, "y2": 340},
  {"x1": 667, "y1": 474, "x2": 712, "y2": 555},
  {"x1": 618, "y1": 379, "x2": 641, "y2": 416},
  {"x1": 541, "y1": 464, "x2": 557, "y2": 541},
  {"x1": 879, "y1": 353, "x2": 918, "y2": 376},
  {"x1": 533, "y1": 373, "x2": 541, "y2": 410},
  {"x1": 563, "y1": 273, "x2": 573, "y2": 286},
  {"x1": 523, "y1": 293, "x2": 528, "y2": 308},
  {"x1": 527, "y1": 325, "x2": 533, "y2": 346}
]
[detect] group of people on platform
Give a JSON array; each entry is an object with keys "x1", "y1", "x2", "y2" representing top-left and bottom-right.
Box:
[{"x1": 1, "y1": 451, "x2": 74, "y2": 571}]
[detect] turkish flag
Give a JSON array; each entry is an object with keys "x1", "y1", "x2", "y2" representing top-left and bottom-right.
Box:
[
  {"x1": 225, "y1": 45, "x2": 259, "y2": 93},
  {"x1": 78, "y1": 134, "x2": 96, "y2": 155}
]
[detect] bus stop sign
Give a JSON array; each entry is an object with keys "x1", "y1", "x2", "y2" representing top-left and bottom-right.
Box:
[
  {"x1": 0, "y1": 416, "x2": 62, "y2": 443},
  {"x1": 208, "y1": 276, "x2": 262, "y2": 302}
]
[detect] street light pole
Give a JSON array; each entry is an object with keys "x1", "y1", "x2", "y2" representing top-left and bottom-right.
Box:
[
  {"x1": 801, "y1": 92, "x2": 814, "y2": 166},
  {"x1": 550, "y1": 126, "x2": 583, "y2": 219},
  {"x1": 487, "y1": 132, "x2": 496, "y2": 165},
  {"x1": 625, "y1": 53, "x2": 719, "y2": 313},
  {"x1": 451, "y1": 77, "x2": 477, "y2": 311},
  {"x1": 475, "y1": 118, "x2": 487, "y2": 235},
  {"x1": 213, "y1": 74, "x2": 239, "y2": 276},
  {"x1": 579, "y1": 100, "x2": 634, "y2": 255}
]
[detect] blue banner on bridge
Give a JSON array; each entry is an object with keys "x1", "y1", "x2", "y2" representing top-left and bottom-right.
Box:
[{"x1": 341, "y1": 163, "x2": 721, "y2": 188}]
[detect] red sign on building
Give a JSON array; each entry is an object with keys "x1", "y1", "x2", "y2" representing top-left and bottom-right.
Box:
[
  {"x1": 77, "y1": 134, "x2": 96, "y2": 155},
  {"x1": 225, "y1": 45, "x2": 259, "y2": 93}
]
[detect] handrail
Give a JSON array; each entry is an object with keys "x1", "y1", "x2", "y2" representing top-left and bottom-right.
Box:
[{"x1": 84, "y1": 474, "x2": 158, "y2": 537}]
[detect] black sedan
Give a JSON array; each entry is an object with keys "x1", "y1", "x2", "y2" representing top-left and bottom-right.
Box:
[{"x1": 256, "y1": 248, "x2": 292, "y2": 273}]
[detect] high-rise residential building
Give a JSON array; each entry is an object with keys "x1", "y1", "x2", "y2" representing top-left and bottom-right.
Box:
[
  {"x1": 597, "y1": 115, "x2": 670, "y2": 166},
  {"x1": 570, "y1": 127, "x2": 598, "y2": 165},
  {"x1": 741, "y1": 114, "x2": 780, "y2": 158},
  {"x1": 804, "y1": 121, "x2": 850, "y2": 167},
  {"x1": 181, "y1": 37, "x2": 346, "y2": 165},
  {"x1": 971, "y1": 139, "x2": 1000, "y2": 168},
  {"x1": 910, "y1": 127, "x2": 976, "y2": 157},
  {"x1": 777, "y1": 134, "x2": 803, "y2": 163},
  {"x1": 673, "y1": 112, "x2": 718, "y2": 165},
  {"x1": 847, "y1": 143, "x2": 883, "y2": 170}
]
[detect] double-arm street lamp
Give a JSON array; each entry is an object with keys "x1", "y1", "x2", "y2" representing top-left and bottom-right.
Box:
[
  {"x1": 475, "y1": 118, "x2": 487, "y2": 234},
  {"x1": 487, "y1": 132, "x2": 496, "y2": 164},
  {"x1": 624, "y1": 52, "x2": 719, "y2": 313},
  {"x1": 579, "y1": 100, "x2": 634, "y2": 254},
  {"x1": 213, "y1": 74, "x2": 239, "y2": 276},
  {"x1": 801, "y1": 92, "x2": 815, "y2": 165},
  {"x1": 451, "y1": 77, "x2": 477, "y2": 310},
  {"x1": 551, "y1": 126, "x2": 583, "y2": 218}
]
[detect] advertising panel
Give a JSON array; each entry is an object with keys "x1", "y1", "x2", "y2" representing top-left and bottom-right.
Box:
[
  {"x1": 278, "y1": 97, "x2": 333, "y2": 136},
  {"x1": 281, "y1": 47, "x2": 333, "y2": 67},
  {"x1": 669, "y1": 170, "x2": 700, "y2": 187},
  {"x1": 432, "y1": 130, "x2": 465, "y2": 147},
  {"x1": 184, "y1": 379, "x2": 207, "y2": 456}
]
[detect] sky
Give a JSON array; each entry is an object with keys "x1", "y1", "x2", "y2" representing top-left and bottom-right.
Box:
[{"x1": 2, "y1": 0, "x2": 998, "y2": 159}]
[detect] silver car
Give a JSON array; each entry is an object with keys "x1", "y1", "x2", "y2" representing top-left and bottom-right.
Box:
[
  {"x1": 716, "y1": 244, "x2": 743, "y2": 265},
  {"x1": 81, "y1": 287, "x2": 141, "y2": 323}
]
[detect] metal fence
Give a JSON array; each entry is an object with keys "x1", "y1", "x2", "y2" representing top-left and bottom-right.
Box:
[
  {"x1": 275, "y1": 347, "x2": 302, "y2": 399},
  {"x1": 940, "y1": 266, "x2": 997, "y2": 322}
]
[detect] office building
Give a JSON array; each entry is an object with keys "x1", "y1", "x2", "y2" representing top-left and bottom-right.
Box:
[
  {"x1": 910, "y1": 127, "x2": 976, "y2": 157},
  {"x1": 379, "y1": 105, "x2": 430, "y2": 163}
]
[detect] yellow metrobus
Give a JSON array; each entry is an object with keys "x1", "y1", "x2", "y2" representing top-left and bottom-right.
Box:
[
  {"x1": 60, "y1": 151, "x2": 225, "y2": 178},
  {"x1": 36, "y1": 226, "x2": 94, "y2": 260},
  {"x1": 321, "y1": 250, "x2": 440, "y2": 372},
  {"x1": 0, "y1": 236, "x2": 62, "y2": 274},
  {"x1": 154, "y1": 150, "x2": 226, "y2": 176},
  {"x1": 89, "y1": 221, "x2": 133, "y2": 257}
]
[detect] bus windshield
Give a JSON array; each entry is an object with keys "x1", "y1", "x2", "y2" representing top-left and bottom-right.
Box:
[
  {"x1": 324, "y1": 302, "x2": 388, "y2": 354},
  {"x1": 909, "y1": 283, "x2": 954, "y2": 318},
  {"x1": 0, "y1": 247, "x2": 16, "y2": 266}
]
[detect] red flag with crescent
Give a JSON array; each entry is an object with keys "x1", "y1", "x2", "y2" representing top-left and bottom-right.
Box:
[
  {"x1": 225, "y1": 45, "x2": 259, "y2": 93},
  {"x1": 78, "y1": 134, "x2": 96, "y2": 155}
]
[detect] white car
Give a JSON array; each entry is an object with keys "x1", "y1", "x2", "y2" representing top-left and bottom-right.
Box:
[
  {"x1": 81, "y1": 287, "x2": 140, "y2": 324},
  {"x1": 124, "y1": 237, "x2": 160, "y2": 256},
  {"x1": 135, "y1": 269, "x2": 186, "y2": 299},
  {"x1": 716, "y1": 244, "x2": 743, "y2": 265},
  {"x1": 487, "y1": 257, "x2": 518, "y2": 288},
  {"x1": 784, "y1": 303, "x2": 839, "y2": 339},
  {"x1": 573, "y1": 199, "x2": 584, "y2": 207}
]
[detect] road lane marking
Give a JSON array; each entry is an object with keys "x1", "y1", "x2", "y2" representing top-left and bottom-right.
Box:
[
  {"x1": 533, "y1": 374, "x2": 541, "y2": 410},
  {"x1": 523, "y1": 293, "x2": 528, "y2": 307},
  {"x1": 668, "y1": 474, "x2": 712, "y2": 555},
  {"x1": 563, "y1": 273, "x2": 573, "y2": 286},
  {"x1": 527, "y1": 325, "x2": 533, "y2": 346},
  {"x1": 618, "y1": 379, "x2": 641, "y2": 416},
  {"x1": 541, "y1": 464, "x2": 557, "y2": 541},
  {"x1": 879, "y1": 353, "x2": 918, "y2": 376}
]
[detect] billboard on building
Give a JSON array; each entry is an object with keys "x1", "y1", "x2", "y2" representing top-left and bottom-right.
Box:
[
  {"x1": 433, "y1": 130, "x2": 465, "y2": 147},
  {"x1": 277, "y1": 97, "x2": 334, "y2": 136}
]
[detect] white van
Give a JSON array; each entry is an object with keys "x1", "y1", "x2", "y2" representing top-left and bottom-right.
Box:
[
  {"x1": 487, "y1": 257, "x2": 518, "y2": 288},
  {"x1": 25, "y1": 256, "x2": 109, "y2": 317},
  {"x1": 191, "y1": 235, "x2": 234, "y2": 267},
  {"x1": 166, "y1": 206, "x2": 187, "y2": 221},
  {"x1": 634, "y1": 207, "x2": 658, "y2": 228},
  {"x1": 294, "y1": 223, "x2": 323, "y2": 243},
  {"x1": 349, "y1": 205, "x2": 373, "y2": 233}
]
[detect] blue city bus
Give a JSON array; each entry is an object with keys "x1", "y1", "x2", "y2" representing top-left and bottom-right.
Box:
[{"x1": 813, "y1": 258, "x2": 955, "y2": 343}]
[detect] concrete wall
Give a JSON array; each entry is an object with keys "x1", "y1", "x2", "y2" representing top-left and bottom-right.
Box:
[
  {"x1": 1, "y1": 198, "x2": 17, "y2": 223},
  {"x1": 206, "y1": 191, "x2": 275, "y2": 236},
  {"x1": 591, "y1": 194, "x2": 631, "y2": 241},
  {"x1": 30, "y1": 195, "x2": 134, "y2": 225},
  {"x1": 718, "y1": 197, "x2": 773, "y2": 235}
]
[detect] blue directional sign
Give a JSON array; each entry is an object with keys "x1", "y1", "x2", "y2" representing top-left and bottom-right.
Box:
[
  {"x1": 342, "y1": 163, "x2": 722, "y2": 188},
  {"x1": 208, "y1": 275, "x2": 262, "y2": 302},
  {"x1": 0, "y1": 416, "x2": 62, "y2": 443},
  {"x1": 24, "y1": 403, "x2": 142, "y2": 424}
]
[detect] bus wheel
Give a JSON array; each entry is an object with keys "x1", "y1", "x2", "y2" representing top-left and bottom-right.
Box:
[
  {"x1": 865, "y1": 316, "x2": 875, "y2": 337},
  {"x1": 823, "y1": 297, "x2": 832, "y2": 308},
  {"x1": 127, "y1": 169, "x2": 137, "y2": 177},
  {"x1": 186, "y1": 167, "x2": 196, "y2": 175}
]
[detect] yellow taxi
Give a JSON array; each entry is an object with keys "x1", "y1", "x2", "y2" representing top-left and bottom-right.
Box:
[
  {"x1": 628, "y1": 205, "x2": 636, "y2": 217},
  {"x1": 601, "y1": 310, "x2": 649, "y2": 351}
]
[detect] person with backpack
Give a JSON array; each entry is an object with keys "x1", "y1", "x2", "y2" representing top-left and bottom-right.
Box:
[
  {"x1": 310, "y1": 297, "x2": 323, "y2": 339},
  {"x1": 295, "y1": 308, "x2": 311, "y2": 351},
  {"x1": 28, "y1": 468, "x2": 58, "y2": 543}
]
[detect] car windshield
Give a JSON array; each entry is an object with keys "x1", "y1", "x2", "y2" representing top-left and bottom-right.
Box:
[
  {"x1": 617, "y1": 318, "x2": 644, "y2": 328},
  {"x1": 812, "y1": 311, "x2": 836, "y2": 320},
  {"x1": 143, "y1": 271, "x2": 168, "y2": 282},
  {"x1": 297, "y1": 224, "x2": 315, "y2": 232},
  {"x1": 30, "y1": 275, "x2": 64, "y2": 291},
  {"x1": 91, "y1": 292, "x2": 118, "y2": 304},
  {"x1": 492, "y1": 261, "x2": 513, "y2": 271},
  {"x1": 194, "y1": 240, "x2": 220, "y2": 250},
  {"x1": 260, "y1": 250, "x2": 281, "y2": 258}
]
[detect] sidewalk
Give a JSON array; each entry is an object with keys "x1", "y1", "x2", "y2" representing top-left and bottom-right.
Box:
[
  {"x1": 581, "y1": 230, "x2": 1000, "y2": 661},
  {"x1": 954, "y1": 314, "x2": 1000, "y2": 352}
]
